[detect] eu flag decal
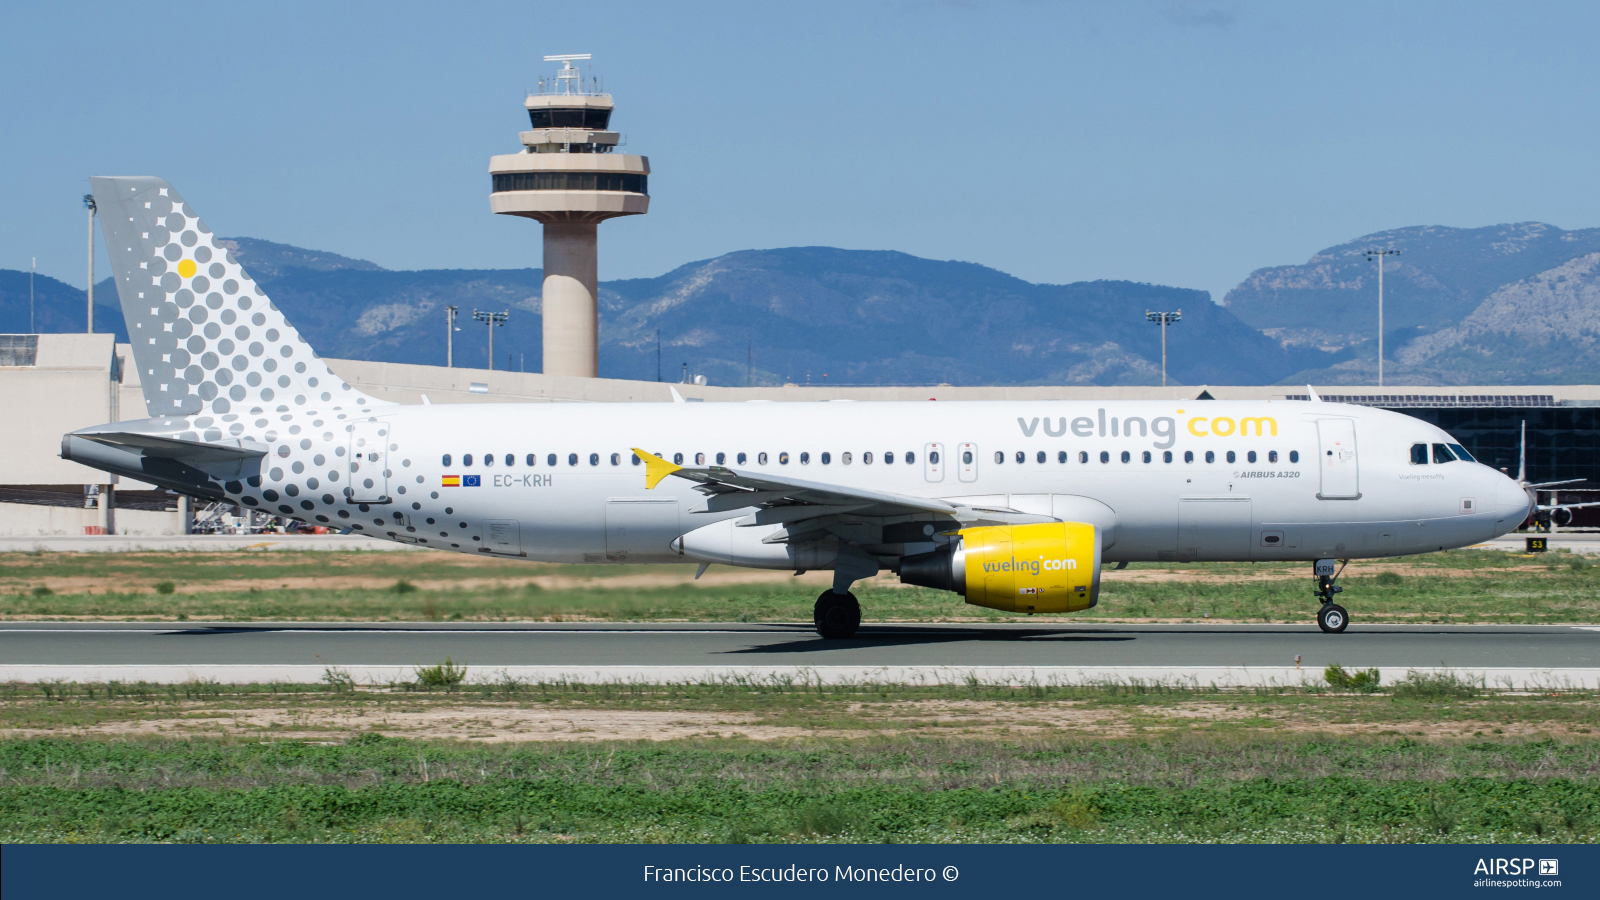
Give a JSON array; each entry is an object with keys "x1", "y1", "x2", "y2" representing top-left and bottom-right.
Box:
[{"x1": 463, "y1": 475, "x2": 481, "y2": 487}]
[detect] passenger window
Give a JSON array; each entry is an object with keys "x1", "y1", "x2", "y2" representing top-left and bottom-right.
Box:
[
  {"x1": 1058, "y1": 451, "x2": 1067, "y2": 463},
  {"x1": 1036, "y1": 451, "x2": 1045, "y2": 464},
  {"x1": 1433, "y1": 443, "x2": 1454, "y2": 464},
  {"x1": 960, "y1": 451, "x2": 971, "y2": 465},
  {"x1": 610, "y1": 453, "x2": 620, "y2": 466},
  {"x1": 1226, "y1": 451, "x2": 1236, "y2": 464},
  {"x1": 526, "y1": 454, "x2": 536, "y2": 466},
  {"x1": 1410, "y1": 443, "x2": 1429, "y2": 465},
  {"x1": 1205, "y1": 451, "x2": 1215, "y2": 463},
  {"x1": 716, "y1": 452, "x2": 726, "y2": 465},
  {"x1": 1268, "y1": 450, "x2": 1278, "y2": 463},
  {"x1": 484, "y1": 453, "x2": 495, "y2": 467},
  {"x1": 1120, "y1": 451, "x2": 1131, "y2": 463},
  {"x1": 758, "y1": 452, "x2": 768, "y2": 465},
  {"x1": 547, "y1": 454, "x2": 557, "y2": 466},
  {"x1": 1142, "y1": 451, "x2": 1152, "y2": 463},
  {"x1": 568, "y1": 453, "x2": 578, "y2": 466},
  {"x1": 822, "y1": 452, "x2": 832, "y2": 464},
  {"x1": 800, "y1": 452, "x2": 810, "y2": 464},
  {"x1": 863, "y1": 452, "x2": 874, "y2": 464},
  {"x1": 885, "y1": 452, "x2": 894, "y2": 464},
  {"x1": 505, "y1": 454, "x2": 514, "y2": 467},
  {"x1": 695, "y1": 453, "x2": 706, "y2": 465},
  {"x1": 994, "y1": 451, "x2": 1004, "y2": 464},
  {"x1": 463, "y1": 454, "x2": 473, "y2": 467},
  {"x1": 589, "y1": 453, "x2": 599, "y2": 466},
  {"x1": 673, "y1": 453, "x2": 684, "y2": 464},
  {"x1": 442, "y1": 454, "x2": 452, "y2": 467},
  {"x1": 631, "y1": 453, "x2": 641, "y2": 466},
  {"x1": 779, "y1": 452, "x2": 790, "y2": 465},
  {"x1": 1184, "y1": 450, "x2": 1194, "y2": 463},
  {"x1": 1079, "y1": 451, "x2": 1089, "y2": 463},
  {"x1": 1163, "y1": 451, "x2": 1172, "y2": 463},
  {"x1": 1289, "y1": 450, "x2": 1299, "y2": 463},
  {"x1": 906, "y1": 451, "x2": 915, "y2": 464},
  {"x1": 737, "y1": 452, "x2": 748, "y2": 465},
  {"x1": 1247, "y1": 451, "x2": 1256, "y2": 463},
  {"x1": 1100, "y1": 451, "x2": 1110, "y2": 463}
]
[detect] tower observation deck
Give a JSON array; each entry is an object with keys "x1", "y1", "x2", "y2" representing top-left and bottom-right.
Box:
[{"x1": 489, "y1": 54, "x2": 650, "y2": 377}]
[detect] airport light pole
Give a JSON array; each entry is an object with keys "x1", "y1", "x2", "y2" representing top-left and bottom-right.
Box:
[
  {"x1": 1145, "y1": 310, "x2": 1181, "y2": 386},
  {"x1": 84, "y1": 194, "x2": 97, "y2": 333},
  {"x1": 1364, "y1": 248, "x2": 1401, "y2": 387},
  {"x1": 473, "y1": 309, "x2": 509, "y2": 371},
  {"x1": 445, "y1": 305, "x2": 458, "y2": 367}
]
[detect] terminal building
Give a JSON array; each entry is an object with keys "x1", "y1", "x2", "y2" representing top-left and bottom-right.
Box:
[{"x1": 4, "y1": 336, "x2": 1596, "y2": 535}]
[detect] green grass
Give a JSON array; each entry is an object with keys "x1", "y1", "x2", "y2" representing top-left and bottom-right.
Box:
[
  {"x1": 1, "y1": 679, "x2": 1595, "y2": 843},
  {"x1": 2, "y1": 548, "x2": 1598, "y2": 623},
  {"x1": 1, "y1": 735, "x2": 1595, "y2": 843}
]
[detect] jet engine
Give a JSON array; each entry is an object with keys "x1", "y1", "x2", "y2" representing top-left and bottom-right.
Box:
[{"x1": 898, "y1": 522, "x2": 1101, "y2": 613}]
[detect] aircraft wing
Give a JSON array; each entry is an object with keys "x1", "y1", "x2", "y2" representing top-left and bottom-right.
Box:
[{"x1": 631, "y1": 447, "x2": 961, "y2": 521}]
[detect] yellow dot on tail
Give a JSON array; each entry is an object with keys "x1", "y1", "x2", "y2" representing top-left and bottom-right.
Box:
[{"x1": 177, "y1": 259, "x2": 197, "y2": 278}]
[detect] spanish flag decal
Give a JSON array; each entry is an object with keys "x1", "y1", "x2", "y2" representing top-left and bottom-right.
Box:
[{"x1": 441, "y1": 475, "x2": 461, "y2": 487}]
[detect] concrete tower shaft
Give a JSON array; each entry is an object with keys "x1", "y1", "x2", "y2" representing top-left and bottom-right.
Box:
[{"x1": 488, "y1": 56, "x2": 649, "y2": 378}]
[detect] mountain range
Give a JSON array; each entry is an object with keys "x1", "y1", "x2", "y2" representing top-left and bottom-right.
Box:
[
  {"x1": 4, "y1": 223, "x2": 1598, "y2": 386},
  {"x1": 1223, "y1": 222, "x2": 1600, "y2": 384}
]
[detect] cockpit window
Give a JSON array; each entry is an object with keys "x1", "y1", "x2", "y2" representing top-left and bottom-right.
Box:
[
  {"x1": 1410, "y1": 443, "x2": 1429, "y2": 465},
  {"x1": 1432, "y1": 443, "x2": 1456, "y2": 464},
  {"x1": 1448, "y1": 443, "x2": 1475, "y2": 462}
]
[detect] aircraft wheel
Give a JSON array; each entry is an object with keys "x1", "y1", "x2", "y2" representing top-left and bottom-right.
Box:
[
  {"x1": 814, "y1": 590, "x2": 861, "y2": 639},
  {"x1": 1317, "y1": 603, "x2": 1349, "y2": 634}
]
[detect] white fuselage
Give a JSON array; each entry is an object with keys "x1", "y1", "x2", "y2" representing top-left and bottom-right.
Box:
[{"x1": 308, "y1": 398, "x2": 1528, "y2": 565}]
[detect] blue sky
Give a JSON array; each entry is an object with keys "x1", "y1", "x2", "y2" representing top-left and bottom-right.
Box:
[{"x1": 3, "y1": 0, "x2": 1597, "y2": 304}]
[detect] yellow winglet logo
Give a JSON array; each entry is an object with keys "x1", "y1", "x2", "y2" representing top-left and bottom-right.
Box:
[{"x1": 632, "y1": 447, "x2": 682, "y2": 489}]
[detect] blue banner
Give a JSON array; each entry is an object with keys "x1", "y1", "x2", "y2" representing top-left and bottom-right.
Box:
[{"x1": 2, "y1": 844, "x2": 1593, "y2": 899}]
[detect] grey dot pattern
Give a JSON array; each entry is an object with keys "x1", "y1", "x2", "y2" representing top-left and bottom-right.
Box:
[{"x1": 90, "y1": 175, "x2": 422, "y2": 535}]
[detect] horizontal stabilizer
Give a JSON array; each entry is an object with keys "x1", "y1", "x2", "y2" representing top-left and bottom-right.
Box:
[{"x1": 79, "y1": 432, "x2": 268, "y2": 465}]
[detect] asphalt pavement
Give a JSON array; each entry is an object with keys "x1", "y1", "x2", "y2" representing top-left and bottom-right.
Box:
[{"x1": 1, "y1": 621, "x2": 1595, "y2": 670}]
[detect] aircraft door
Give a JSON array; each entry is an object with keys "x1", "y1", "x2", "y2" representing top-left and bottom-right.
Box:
[
  {"x1": 1178, "y1": 497, "x2": 1252, "y2": 561},
  {"x1": 484, "y1": 519, "x2": 523, "y2": 556},
  {"x1": 606, "y1": 499, "x2": 681, "y2": 561},
  {"x1": 1316, "y1": 418, "x2": 1361, "y2": 499},
  {"x1": 348, "y1": 421, "x2": 390, "y2": 503},
  {"x1": 924, "y1": 443, "x2": 945, "y2": 483},
  {"x1": 957, "y1": 443, "x2": 979, "y2": 483}
]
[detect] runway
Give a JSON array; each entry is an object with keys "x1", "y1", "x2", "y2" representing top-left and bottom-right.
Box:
[{"x1": 1, "y1": 622, "x2": 1596, "y2": 688}]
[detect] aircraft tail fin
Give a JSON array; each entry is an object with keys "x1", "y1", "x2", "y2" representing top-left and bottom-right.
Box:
[{"x1": 89, "y1": 176, "x2": 391, "y2": 419}]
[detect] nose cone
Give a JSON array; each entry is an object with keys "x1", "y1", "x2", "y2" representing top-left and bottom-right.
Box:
[{"x1": 1493, "y1": 471, "x2": 1533, "y2": 528}]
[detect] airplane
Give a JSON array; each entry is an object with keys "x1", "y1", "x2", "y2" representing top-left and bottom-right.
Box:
[{"x1": 64, "y1": 176, "x2": 1541, "y2": 638}]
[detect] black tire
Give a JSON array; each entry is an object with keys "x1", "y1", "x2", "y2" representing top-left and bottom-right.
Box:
[
  {"x1": 1317, "y1": 603, "x2": 1349, "y2": 634},
  {"x1": 813, "y1": 590, "x2": 861, "y2": 639}
]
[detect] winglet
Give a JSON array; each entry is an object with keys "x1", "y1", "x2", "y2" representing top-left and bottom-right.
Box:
[
  {"x1": 632, "y1": 447, "x2": 682, "y2": 489},
  {"x1": 1306, "y1": 385, "x2": 1322, "y2": 402},
  {"x1": 669, "y1": 386, "x2": 686, "y2": 403}
]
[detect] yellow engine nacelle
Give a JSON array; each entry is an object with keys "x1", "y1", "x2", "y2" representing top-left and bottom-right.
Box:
[{"x1": 898, "y1": 522, "x2": 1102, "y2": 613}]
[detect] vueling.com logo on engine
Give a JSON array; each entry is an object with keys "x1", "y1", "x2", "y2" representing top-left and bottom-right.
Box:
[{"x1": 981, "y1": 557, "x2": 1078, "y2": 575}]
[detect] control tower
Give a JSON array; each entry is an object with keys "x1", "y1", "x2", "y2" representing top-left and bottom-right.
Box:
[{"x1": 489, "y1": 54, "x2": 650, "y2": 377}]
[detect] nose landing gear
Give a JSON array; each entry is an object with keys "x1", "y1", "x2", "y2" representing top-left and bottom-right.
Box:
[{"x1": 1313, "y1": 558, "x2": 1349, "y2": 634}]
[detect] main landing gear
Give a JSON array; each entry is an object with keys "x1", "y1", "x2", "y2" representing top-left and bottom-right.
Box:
[
  {"x1": 814, "y1": 590, "x2": 861, "y2": 639},
  {"x1": 1314, "y1": 558, "x2": 1349, "y2": 634}
]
